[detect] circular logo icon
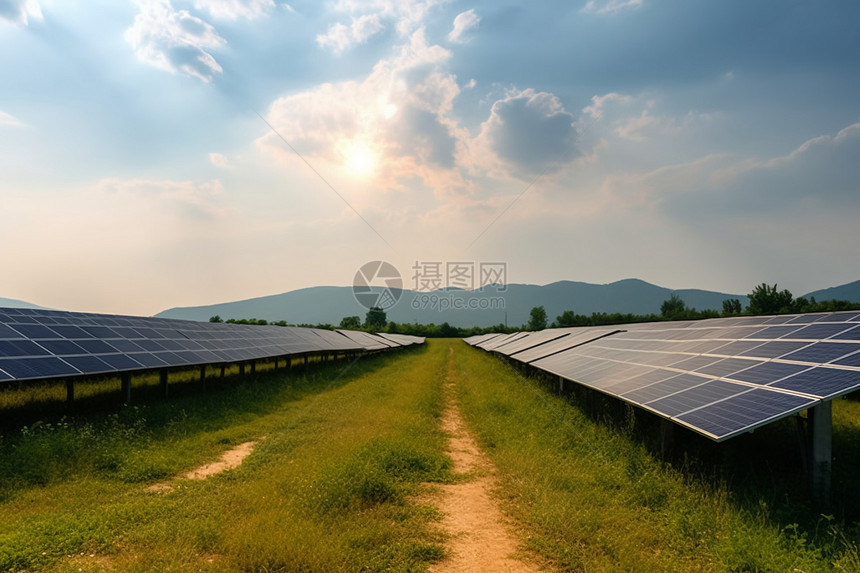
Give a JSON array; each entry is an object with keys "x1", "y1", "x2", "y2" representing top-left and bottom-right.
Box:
[{"x1": 352, "y1": 261, "x2": 403, "y2": 310}]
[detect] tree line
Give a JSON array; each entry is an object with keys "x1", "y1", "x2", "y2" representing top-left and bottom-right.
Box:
[{"x1": 210, "y1": 282, "x2": 860, "y2": 338}]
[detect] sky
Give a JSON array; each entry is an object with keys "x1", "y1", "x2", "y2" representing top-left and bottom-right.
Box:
[{"x1": 1, "y1": 0, "x2": 859, "y2": 316}]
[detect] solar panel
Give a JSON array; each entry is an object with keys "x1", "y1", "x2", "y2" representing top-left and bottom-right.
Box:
[
  {"x1": 492, "y1": 329, "x2": 573, "y2": 356},
  {"x1": 739, "y1": 340, "x2": 809, "y2": 359},
  {"x1": 0, "y1": 356, "x2": 81, "y2": 379},
  {"x1": 646, "y1": 380, "x2": 750, "y2": 417},
  {"x1": 336, "y1": 330, "x2": 394, "y2": 351},
  {"x1": 469, "y1": 311, "x2": 860, "y2": 442},
  {"x1": 0, "y1": 307, "x2": 417, "y2": 384},
  {"x1": 782, "y1": 342, "x2": 860, "y2": 363},
  {"x1": 783, "y1": 323, "x2": 858, "y2": 340},
  {"x1": 833, "y1": 352, "x2": 860, "y2": 367},
  {"x1": 511, "y1": 329, "x2": 621, "y2": 363},
  {"x1": 463, "y1": 333, "x2": 503, "y2": 347},
  {"x1": 481, "y1": 332, "x2": 531, "y2": 351},
  {"x1": 622, "y1": 373, "x2": 711, "y2": 403},
  {"x1": 726, "y1": 361, "x2": 809, "y2": 385},
  {"x1": 771, "y1": 367, "x2": 860, "y2": 399},
  {"x1": 675, "y1": 389, "x2": 815, "y2": 440},
  {"x1": 375, "y1": 332, "x2": 425, "y2": 346}
]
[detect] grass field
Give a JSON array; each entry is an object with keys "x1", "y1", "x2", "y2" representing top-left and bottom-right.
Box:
[
  {"x1": 452, "y1": 341, "x2": 860, "y2": 572},
  {"x1": 1, "y1": 339, "x2": 859, "y2": 572},
  {"x1": 0, "y1": 347, "x2": 449, "y2": 572}
]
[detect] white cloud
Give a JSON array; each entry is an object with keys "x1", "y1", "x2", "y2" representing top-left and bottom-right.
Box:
[
  {"x1": 0, "y1": 0, "x2": 41, "y2": 26},
  {"x1": 96, "y1": 177, "x2": 225, "y2": 220},
  {"x1": 0, "y1": 110, "x2": 26, "y2": 127},
  {"x1": 352, "y1": 13, "x2": 385, "y2": 42},
  {"x1": 471, "y1": 89, "x2": 579, "y2": 178},
  {"x1": 317, "y1": 0, "x2": 448, "y2": 53},
  {"x1": 581, "y1": 0, "x2": 643, "y2": 15},
  {"x1": 125, "y1": 0, "x2": 225, "y2": 83},
  {"x1": 447, "y1": 9, "x2": 479, "y2": 43},
  {"x1": 263, "y1": 27, "x2": 585, "y2": 196},
  {"x1": 192, "y1": 0, "x2": 274, "y2": 20},
  {"x1": 262, "y1": 28, "x2": 469, "y2": 193},
  {"x1": 579, "y1": 92, "x2": 714, "y2": 165},
  {"x1": 209, "y1": 152, "x2": 233, "y2": 168},
  {"x1": 614, "y1": 109, "x2": 682, "y2": 141},
  {"x1": 602, "y1": 122, "x2": 860, "y2": 214},
  {"x1": 316, "y1": 14, "x2": 384, "y2": 54},
  {"x1": 583, "y1": 92, "x2": 632, "y2": 119}
]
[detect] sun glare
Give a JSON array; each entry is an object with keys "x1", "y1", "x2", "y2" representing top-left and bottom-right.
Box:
[
  {"x1": 382, "y1": 103, "x2": 398, "y2": 119},
  {"x1": 344, "y1": 142, "x2": 377, "y2": 176}
]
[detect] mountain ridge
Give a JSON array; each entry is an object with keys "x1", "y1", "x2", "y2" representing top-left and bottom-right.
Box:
[
  {"x1": 0, "y1": 297, "x2": 49, "y2": 310},
  {"x1": 154, "y1": 278, "x2": 755, "y2": 328},
  {"x1": 4, "y1": 280, "x2": 857, "y2": 328}
]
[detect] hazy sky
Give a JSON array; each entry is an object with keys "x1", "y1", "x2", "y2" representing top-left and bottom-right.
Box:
[{"x1": 1, "y1": 0, "x2": 859, "y2": 315}]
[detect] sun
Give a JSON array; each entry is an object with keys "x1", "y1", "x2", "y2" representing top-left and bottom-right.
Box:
[{"x1": 343, "y1": 142, "x2": 378, "y2": 177}]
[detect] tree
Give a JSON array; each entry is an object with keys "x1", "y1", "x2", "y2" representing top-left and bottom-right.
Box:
[
  {"x1": 339, "y1": 315, "x2": 361, "y2": 329},
  {"x1": 660, "y1": 294, "x2": 687, "y2": 319},
  {"x1": 747, "y1": 283, "x2": 794, "y2": 315},
  {"x1": 209, "y1": 315, "x2": 223, "y2": 323},
  {"x1": 365, "y1": 307, "x2": 387, "y2": 330},
  {"x1": 556, "y1": 310, "x2": 577, "y2": 328},
  {"x1": 439, "y1": 322, "x2": 460, "y2": 337},
  {"x1": 527, "y1": 306, "x2": 548, "y2": 331},
  {"x1": 721, "y1": 298, "x2": 742, "y2": 316}
]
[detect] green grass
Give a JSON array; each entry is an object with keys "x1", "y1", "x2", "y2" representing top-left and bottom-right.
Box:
[
  {"x1": 0, "y1": 357, "x2": 324, "y2": 425},
  {"x1": 3, "y1": 340, "x2": 859, "y2": 572},
  {"x1": 450, "y1": 340, "x2": 860, "y2": 572},
  {"x1": 0, "y1": 346, "x2": 450, "y2": 572}
]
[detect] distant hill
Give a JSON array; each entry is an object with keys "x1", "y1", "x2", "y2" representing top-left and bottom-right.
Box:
[
  {"x1": 155, "y1": 279, "x2": 750, "y2": 328},
  {"x1": 803, "y1": 280, "x2": 860, "y2": 303},
  {"x1": 0, "y1": 297, "x2": 48, "y2": 310}
]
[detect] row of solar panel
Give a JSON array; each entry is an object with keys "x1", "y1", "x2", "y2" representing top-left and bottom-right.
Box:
[
  {"x1": 464, "y1": 311, "x2": 860, "y2": 441},
  {"x1": 0, "y1": 307, "x2": 424, "y2": 382}
]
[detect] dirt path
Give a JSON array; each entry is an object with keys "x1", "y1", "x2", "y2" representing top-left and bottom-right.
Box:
[
  {"x1": 145, "y1": 440, "x2": 259, "y2": 494},
  {"x1": 182, "y1": 440, "x2": 257, "y2": 480},
  {"x1": 428, "y1": 347, "x2": 543, "y2": 573}
]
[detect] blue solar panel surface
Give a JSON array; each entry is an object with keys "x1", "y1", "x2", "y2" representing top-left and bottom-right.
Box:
[
  {"x1": 465, "y1": 312, "x2": 860, "y2": 441},
  {"x1": 0, "y1": 307, "x2": 420, "y2": 382}
]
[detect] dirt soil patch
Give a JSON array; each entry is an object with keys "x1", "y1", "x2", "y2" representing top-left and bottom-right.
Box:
[{"x1": 145, "y1": 440, "x2": 259, "y2": 494}]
